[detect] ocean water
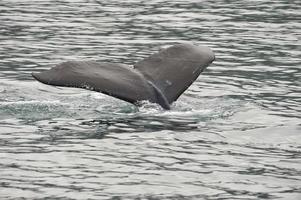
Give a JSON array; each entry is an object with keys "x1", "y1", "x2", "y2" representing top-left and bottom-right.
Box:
[{"x1": 0, "y1": 0, "x2": 300, "y2": 199}]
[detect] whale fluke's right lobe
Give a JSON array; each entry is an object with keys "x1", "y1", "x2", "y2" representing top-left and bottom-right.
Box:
[{"x1": 134, "y1": 44, "x2": 215, "y2": 104}]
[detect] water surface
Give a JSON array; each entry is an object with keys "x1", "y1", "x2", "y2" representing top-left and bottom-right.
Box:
[{"x1": 0, "y1": 0, "x2": 300, "y2": 199}]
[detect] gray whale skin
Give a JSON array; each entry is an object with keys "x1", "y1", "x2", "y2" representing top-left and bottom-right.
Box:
[{"x1": 32, "y1": 43, "x2": 215, "y2": 109}]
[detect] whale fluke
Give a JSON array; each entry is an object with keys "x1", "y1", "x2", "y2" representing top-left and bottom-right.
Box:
[{"x1": 32, "y1": 43, "x2": 215, "y2": 109}]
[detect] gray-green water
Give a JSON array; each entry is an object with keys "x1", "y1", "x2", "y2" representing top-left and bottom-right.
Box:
[{"x1": 0, "y1": 0, "x2": 300, "y2": 199}]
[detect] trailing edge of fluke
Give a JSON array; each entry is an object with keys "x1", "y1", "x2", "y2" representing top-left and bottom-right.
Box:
[{"x1": 32, "y1": 43, "x2": 215, "y2": 109}]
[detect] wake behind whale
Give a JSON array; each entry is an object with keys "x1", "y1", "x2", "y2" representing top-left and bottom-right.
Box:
[{"x1": 32, "y1": 43, "x2": 215, "y2": 109}]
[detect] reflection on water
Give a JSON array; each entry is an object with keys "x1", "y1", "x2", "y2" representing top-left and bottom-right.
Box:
[{"x1": 0, "y1": 0, "x2": 300, "y2": 199}]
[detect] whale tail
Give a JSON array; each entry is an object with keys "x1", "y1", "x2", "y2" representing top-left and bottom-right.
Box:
[{"x1": 32, "y1": 43, "x2": 215, "y2": 109}]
